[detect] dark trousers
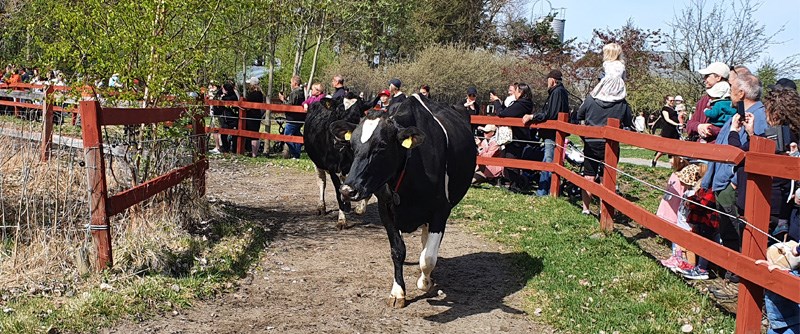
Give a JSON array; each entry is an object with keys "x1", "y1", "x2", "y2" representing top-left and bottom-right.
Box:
[
  {"x1": 221, "y1": 117, "x2": 238, "y2": 153},
  {"x1": 715, "y1": 184, "x2": 743, "y2": 252}
]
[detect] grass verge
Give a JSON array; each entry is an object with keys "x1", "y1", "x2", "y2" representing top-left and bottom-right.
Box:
[
  {"x1": 0, "y1": 204, "x2": 270, "y2": 334},
  {"x1": 452, "y1": 184, "x2": 734, "y2": 333}
]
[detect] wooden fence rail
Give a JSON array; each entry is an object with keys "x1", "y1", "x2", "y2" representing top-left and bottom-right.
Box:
[{"x1": 79, "y1": 100, "x2": 207, "y2": 271}]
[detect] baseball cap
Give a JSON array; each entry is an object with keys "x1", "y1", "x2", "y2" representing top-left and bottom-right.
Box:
[
  {"x1": 478, "y1": 124, "x2": 497, "y2": 133},
  {"x1": 378, "y1": 89, "x2": 391, "y2": 97},
  {"x1": 389, "y1": 78, "x2": 402, "y2": 88},
  {"x1": 674, "y1": 95, "x2": 684, "y2": 102},
  {"x1": 246, "y1": 77, "x2": 260, "y2": 85},
  {"x1": 466, "y1": 87, "x2": 478, "y2": 96},
  {"x1": 698, "y1": 62, "x2": 730, "y2": 79},
  {"x1": 768, "y1": 78, "x2": 798, "y2": 91},
  {"x1": 547, "y1": 69, "x2": 563, "y2": 80}
]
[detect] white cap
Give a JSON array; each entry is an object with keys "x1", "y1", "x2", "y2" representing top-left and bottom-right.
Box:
[
  {"x1": 698, "y1": 62, "x2": 730, "y2": 79},
  {"x1": 246, "y1": 77, "x2": 260, "y2": 85},
  {"x1": 674, "y1": 95, "x2": 684, "y2": 102},
  {"x1": 478, "y1": 124, "x2": 497, "y2": 133}
]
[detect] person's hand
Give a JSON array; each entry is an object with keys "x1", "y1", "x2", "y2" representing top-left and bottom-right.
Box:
[
  {"x1": 489, "y1": 92, "x2": 498, "y2": 102},
  {"x1": 475, "y1": 137, "x2": 481, "y2": 145},
  {"x1": 278, "y1": 92, "x2": 285, "y2": 102},
  {"x1": 698, "y1": 123, "x2": 713, "y2": 138},
  {"x1": 730, "y1": 113, "x2": 741, "y2": 132},
  {"x1": 790, "y1": 142, "x2": 798, "y2": 155},
  {"x1": 743, "y1": 112, "x2": 755, "y2": 136},
  {"x1": 522, "y1": 114, "x2": 532, "y2": 124}
]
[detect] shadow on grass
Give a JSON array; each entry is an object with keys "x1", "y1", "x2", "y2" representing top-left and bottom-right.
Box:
[{"x1": 406, "y1": 252, "x2": 542, "y2": 323}]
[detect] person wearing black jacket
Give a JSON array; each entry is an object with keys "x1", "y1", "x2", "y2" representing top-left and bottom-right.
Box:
[
  {"x1": 496, "y1": 83, "x2": 534, "y2": 190},
  {"x1": 219, "y1": 82, "x2": 240, "y2": 153},
  {"x1": 460, "y1": 87, "x2": 481, "y2": 135},
  {"x1": 244, "y1": 77, "x2": 265, "y2": 157},
  {"x1": 523, "y1": 69, "x2": 570, "y2": 196},
  {"x1": 388, "y1": 78, "x2": 407, "y2": 106},
  {"x1": 278, "y1": 75, "x2": 306, "y2": 159},
  {"x1": 576, "y1": 94, "x2": 633, "y2": 214},
  {"x1": 331, "y1": 75, "x2": 346, "y2": 100}
]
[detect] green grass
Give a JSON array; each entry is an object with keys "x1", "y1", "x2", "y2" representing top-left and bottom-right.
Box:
[
  {"x1": 452, "y1": 185, "x2": 734, "y2": 333},
  {"x1": 0, "y1": 206, "x2": 270, "y2": 334}
]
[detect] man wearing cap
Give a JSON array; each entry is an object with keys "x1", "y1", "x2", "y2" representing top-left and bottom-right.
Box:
[
  {"x1": 331, "y1": 75, "x2": 346, "y2": 100},
  {"x1": 687, "y1": 62, "x2": 729, "y2": 142},
  {"x1": 374, "y1": 89, "x2": 391, "y2": 111},
  {"x1": 770, "y1": 78, "x2": 798, "y2": 92},
  {"x1": 278, "y1": 75, "x2": 306, "y2": 159},
  {"x1": 523, "y1": 69, "x2": 570, "y2": 196},
  {"x1": 388, "y1": 78, "x2": 407, "y2": 106}
]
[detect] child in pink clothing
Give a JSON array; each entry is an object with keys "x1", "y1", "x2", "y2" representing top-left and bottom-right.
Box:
[{"x1": 657, "y1": 159, "x2": 701, "y2": 273}]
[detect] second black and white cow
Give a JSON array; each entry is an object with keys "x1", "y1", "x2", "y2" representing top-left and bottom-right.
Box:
[
  {"x1": 331, "y1": 94, "x2": 476, "y2": 307},
  {"x1": 304, "y1": 95, "x2": 369, "y2": 229}
]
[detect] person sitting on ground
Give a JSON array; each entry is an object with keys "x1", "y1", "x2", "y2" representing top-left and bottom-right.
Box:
[
  {"x1": 702, "y1": 79, "x2": 735, "y2": 127},
  {"x1": 473, "y1": 124, "x2": 503, "y2": 185}
]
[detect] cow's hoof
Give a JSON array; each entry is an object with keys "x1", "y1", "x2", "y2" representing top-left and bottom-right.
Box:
[
  {"x1": 336, "y1": 219, "x2": 346, "y2": 230},
  {"x1": 388, "y1": 296, "x2": 406, "y2": 308},
  {"x1": 417, "y1": 276, "x2": 432, "y2": 292},
  {"x1": 354, "y1": 200, "x2": 367, "y2": 215},
  {"x1": 316, "y1": 205, "x2": 325, "y2": 216}
]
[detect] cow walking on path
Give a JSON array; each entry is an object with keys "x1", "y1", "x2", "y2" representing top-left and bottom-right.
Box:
[
  {"x1": 304, "y1": 96, "x2": 369, "y2": 229},
  {"x1": 332, "y1": 94, "x2": 476, "y2": 307}
]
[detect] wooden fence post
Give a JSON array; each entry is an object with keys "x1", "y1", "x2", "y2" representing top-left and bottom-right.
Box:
[
  {"x1": 40, "y1": 86, "x2": 55, "y2": 162},
  {"x1": 236, "y1": 99, "x2": 245, "y2": 154},
  {"x1": 600, "y1": 118, "x2": 620, "y2": 231},
  {"x1": 550, "y1": 112, "x2": 569, "y2": 197},
  {"x1": 736, "y1": 136, "x2": 775, "y2": 333},
  {"x1": 80, "y1": 100, "x2": 113, "y2": 270},
  {"x1": 193, "y1": 113, "x2": 207, "y2": 197}
]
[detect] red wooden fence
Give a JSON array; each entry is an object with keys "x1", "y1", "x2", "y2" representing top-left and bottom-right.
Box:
[{"x1": 79, "y1": 100, "x2": 208, "y2": 270}]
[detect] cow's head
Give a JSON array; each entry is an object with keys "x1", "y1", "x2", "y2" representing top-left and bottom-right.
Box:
[{"x1": 331, "y1": 110, "x2": 425, "y2": 201}]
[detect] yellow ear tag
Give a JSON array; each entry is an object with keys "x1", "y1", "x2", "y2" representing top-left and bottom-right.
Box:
[
  {"x1": 401, "y1": 137, "x2": 413, "y2": 148},
  {"x1": 344, "y1": 131, "x2": 352, "y2": 140}
]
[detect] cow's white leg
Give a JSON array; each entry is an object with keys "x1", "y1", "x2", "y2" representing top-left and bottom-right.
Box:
[
  {"x1": 316, "y1": 168, "x2": 326, "y2": 215},
  {"x1": 417, "y1": 229, "x2": 443, "y2": 292},
  {"x1": 390, "y1": 280, "x2": 406, "y2": 306},
  {"x1": 354, "y1": 197, "x2": 368, "y2": 215}
]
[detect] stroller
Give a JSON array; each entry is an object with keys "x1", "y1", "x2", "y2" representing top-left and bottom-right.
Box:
[
  {"x1": 268, "y1": 116, "x2": 289, "y2": 155},
  {"x1": 560, "y1": 139, "x2": 585, "y2": 199}
]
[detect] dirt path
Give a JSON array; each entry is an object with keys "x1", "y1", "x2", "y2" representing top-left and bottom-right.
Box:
[{"x1": 108, "y1": 160, "x2": 556, "y2": 334}]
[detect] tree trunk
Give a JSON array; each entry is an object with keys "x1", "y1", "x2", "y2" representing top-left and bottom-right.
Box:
[
  {"x1": 307, "y1": 29, "x2": 324, "y2": 89},
  {"x1": 292, "y1": 20, "x2": 310, "y2": 78}
]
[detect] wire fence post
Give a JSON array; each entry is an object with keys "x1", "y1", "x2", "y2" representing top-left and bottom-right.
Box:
[
  {"x1": 40, "y1": 86, "x2": 55, "y2": 162},
  {"x1": 193, "y1": 113, "x2": 207, "y2": 197},
  {"x1": 236, "y1": 98, "x2": 245, "y2": 154},
  {"x1": 80, "y1": 100, "x2": 113, "y2": 271},
  {"x1": 736, "y1": 136, "x2": 775, "y2": 333},
  {"x1": 550, "y1": 112, "x2": 569, "y2": 197},
  {"x1": 600, "y1": 118, "x2": 620, "y2": 231}
]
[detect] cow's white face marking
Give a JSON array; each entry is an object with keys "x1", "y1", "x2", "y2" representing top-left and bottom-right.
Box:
[
  {"x1": 360, "y1": 118, "x2": 380, "y2": 143},
  {"x1": 417, "y1": 231, "x2": 442, "y2": 292},
  {"x1": 391, "y1": 281, "x2": 405, "y2": 299},
  {"x1": 343, "y1": 98, "x2": 356, "y2": 110}
]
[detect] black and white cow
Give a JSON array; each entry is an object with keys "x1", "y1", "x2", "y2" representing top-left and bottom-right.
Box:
[
  {"x1": 304, "y1": 95, "x2": 370, "y2": 229},
  {"x1": 331, "y1": 94, "x2": 476, "y2": 307}
]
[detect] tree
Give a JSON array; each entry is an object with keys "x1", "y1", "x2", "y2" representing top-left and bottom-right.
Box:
[{"x1": 668, "y1": 0, "x2": 793, "y2": 86}]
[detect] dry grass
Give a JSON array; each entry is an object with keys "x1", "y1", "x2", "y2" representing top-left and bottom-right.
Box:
[{"x1": 0, "y1": 116, "x2": 209, "y2": 293}]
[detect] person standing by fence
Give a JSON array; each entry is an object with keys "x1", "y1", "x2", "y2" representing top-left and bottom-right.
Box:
[
  {"x1": 523, "y1": 69, "x2": 569, "y2": 196},
  {"x1": 219, "y1": 81, "x2": 239, "y2": 153},
  {"x1": 652, "y1": 96, "x2": 680, "y2": 167},
  {"x1": 278, "y1": 75, "x2": 306, "y2": 159},
  {"x1": 700, "y1": 72, "x2": 766, "y2": 283},
  {"x1": 244, "y1": 77, "x2": 265, "y2": 157},
  {"x1": 576, "y1": 88, "x2": 633, "y2": 215}
]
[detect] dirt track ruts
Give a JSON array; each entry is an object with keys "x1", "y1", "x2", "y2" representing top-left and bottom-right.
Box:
[{"x1": 107, "y1": 159, "x2": 556, "y2": 334}]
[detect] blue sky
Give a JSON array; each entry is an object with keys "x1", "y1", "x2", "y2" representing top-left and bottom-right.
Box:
[{"x1": 532, "y1": 0, "x2": 800, "y2": 70}]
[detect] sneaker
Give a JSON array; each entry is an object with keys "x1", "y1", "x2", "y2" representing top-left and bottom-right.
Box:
[
  {"x1": 660, "y1": 256, "x2": 682, "y2": 270},
  {"x1": 724, "y1": 271, "x2": 740, "y2": 283},
  {"x1": 673, "y1": 260, "x2": 695, "y2": 275},
  {"x1": 209, "y1": 148, "x2": 221, "y2": 154},
  {"x1": 771, "y1": 224, "x2": 789, "y2": 237},
  {"x1": 581, "y1": 209, "x2": 591, "y2": 215},
  {"x1": 683, "y1": 267, "x2": 709, "y2": 280}
]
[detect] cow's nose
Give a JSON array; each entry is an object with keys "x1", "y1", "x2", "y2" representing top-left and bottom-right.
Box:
[{"x1": 340, "y1": 184, "x2": 356, "y2": 199}]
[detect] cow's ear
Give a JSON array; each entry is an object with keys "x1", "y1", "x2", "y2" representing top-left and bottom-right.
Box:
[
  {"x1": 320, "y1": 98, "x2": 336, "y2": 110},
  {"x1": 396, "y1": 127, "x2": 425, "y2": 149},
  {"x1": 330, "y1": 120, "x2": 357, "y2": 142}
]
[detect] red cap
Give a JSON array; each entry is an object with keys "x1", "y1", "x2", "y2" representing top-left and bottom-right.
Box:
[{"x1": 378, "y1": 89, "x2": 391, "y2": 97}]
